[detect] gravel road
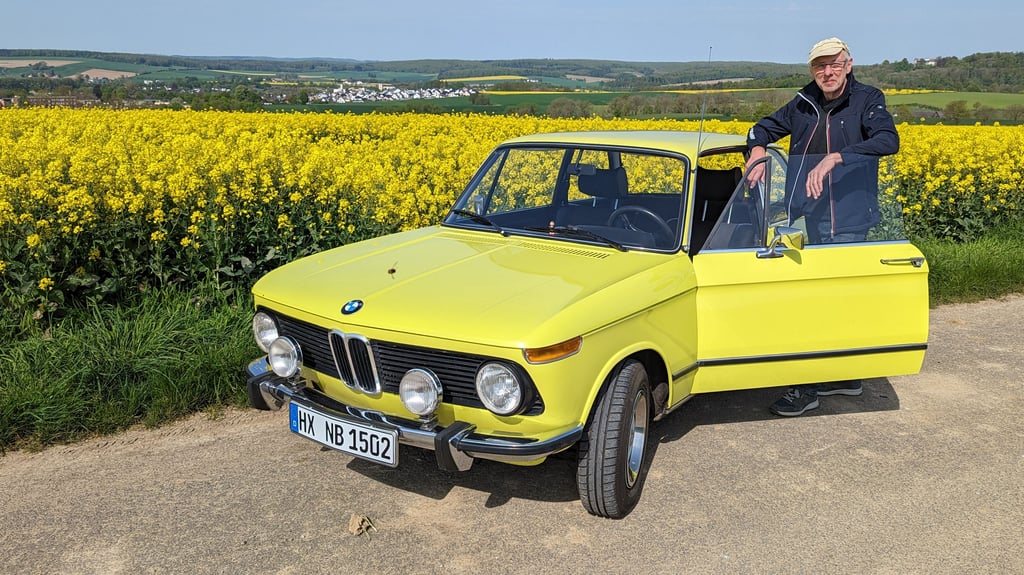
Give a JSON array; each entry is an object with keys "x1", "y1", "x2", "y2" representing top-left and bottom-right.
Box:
[{"x1": 1, "y1": 295, "x2": 1022, "y2": 575}]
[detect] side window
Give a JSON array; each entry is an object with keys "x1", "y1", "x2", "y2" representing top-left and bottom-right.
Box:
[
  {"x1": 701, "y1": 166, "x2": 766, "y2": 251},
  {"x1": 784, "y1": 153, "x2": 906, "y2": 244},
  {"x1": 765, "y1": 149, "x2": 789, "y2": 231},
  {"x1": 870, "y1": 158, "x2": 909, "y2": 241},
  {"x1": 696, "y1": 152, "x2": 745, "y2": 172},
  {"x1": 690, "y1": 151, "x2": 750, "y2": 253}
]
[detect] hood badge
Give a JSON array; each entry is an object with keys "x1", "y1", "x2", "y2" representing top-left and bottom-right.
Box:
[{"x1": 341, "y1": 300, "x2": 364, "y2": 315}]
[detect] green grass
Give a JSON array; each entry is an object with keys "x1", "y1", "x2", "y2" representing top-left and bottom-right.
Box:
[
  {"x1": 2, "y1": 222, "x2": 1022, "y2": 452},
  {"x1": 916, "y1": 222, "x2": 1024, "y2": 306},
  {"x1": 0, "y1": 290, "x2": 252, "y2": 451}
]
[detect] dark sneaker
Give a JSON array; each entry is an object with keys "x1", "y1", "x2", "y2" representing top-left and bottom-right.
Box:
[
  {"x1": 816, "y1": 380, "x2": 863, "y2": 396},
  {"x1": 770, "y1": 387, "x2": 819, "y2": 417}
]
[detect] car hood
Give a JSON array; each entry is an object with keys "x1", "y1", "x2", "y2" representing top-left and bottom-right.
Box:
[{"x1": 253, "y1": 227, "x2": 693, "y2": 349}]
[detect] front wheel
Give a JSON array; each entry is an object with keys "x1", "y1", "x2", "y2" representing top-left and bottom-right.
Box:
[{"x1": 577, "y1": 359, "x2": 653, "y2": 519}]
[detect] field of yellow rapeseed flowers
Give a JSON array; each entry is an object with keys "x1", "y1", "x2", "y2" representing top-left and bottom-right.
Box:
[
  {"x1": 1, "y1": 109, "x2": 1021, "y2": 321},
  {"x1": 884, "y1": 124, "x2": 1024, "y2": 239}
]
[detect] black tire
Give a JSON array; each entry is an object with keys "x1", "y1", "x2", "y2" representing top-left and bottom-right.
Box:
[{"x1": 576, "y1": 359, "x2": 653, "y2": 519}]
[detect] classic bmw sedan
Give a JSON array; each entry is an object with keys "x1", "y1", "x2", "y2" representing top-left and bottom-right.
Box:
[{"x1": 246, "y1": 130, "x2": 929, "y2": 518}]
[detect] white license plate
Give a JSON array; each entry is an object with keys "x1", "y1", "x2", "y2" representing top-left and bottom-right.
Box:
[{"x1": 289, "y1": 402, "x2": 398, "y2": 467}]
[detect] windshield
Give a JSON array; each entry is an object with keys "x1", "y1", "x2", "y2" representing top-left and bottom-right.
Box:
[{"x1": 444, "y1": 145, "x2": 689, "y2": 252}]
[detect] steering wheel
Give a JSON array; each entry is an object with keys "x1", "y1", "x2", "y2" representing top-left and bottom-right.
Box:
[{"x1": 606, "y1": 206, "x2": 674, "y2": 244}]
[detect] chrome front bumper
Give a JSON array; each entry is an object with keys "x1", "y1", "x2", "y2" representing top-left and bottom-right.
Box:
[{"x1": 246, "y1": 358, "x2": 583, "y2": 471}]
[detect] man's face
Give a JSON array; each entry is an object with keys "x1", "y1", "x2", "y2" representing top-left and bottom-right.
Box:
[{"x1": 810, "y1": 52, "x2": 851, "y2": 100}]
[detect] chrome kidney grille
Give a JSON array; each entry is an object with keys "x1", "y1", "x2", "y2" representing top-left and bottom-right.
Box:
[
  {"x1": 265, "y1": 309, "x2": 544, "y2": 414},
  {"x1": 329, "y1": 330, "x2": 381, "y2": 395}
]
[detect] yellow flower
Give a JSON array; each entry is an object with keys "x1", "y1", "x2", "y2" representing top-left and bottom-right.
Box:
[
  {"x1": 0, "y1": 260, "x2": 6, "y2": 274},
  {"x1": 88, "y1": 247, "x2": 101, "y2": 261},
  {"x1": 38, "y1": 277, "x2": 55, "y2": 291},
  {"x1": 1, "y1": 107, "x2": 1021, "y2": 296}
]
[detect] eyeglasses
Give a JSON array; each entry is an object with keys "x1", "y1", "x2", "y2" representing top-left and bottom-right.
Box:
[{"x1": 812, "y1": 60, "x2": 849, "y2": 74}]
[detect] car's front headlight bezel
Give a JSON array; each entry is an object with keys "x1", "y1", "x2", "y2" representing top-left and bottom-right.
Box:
[
  {"x1": 268, "y1": 336, "x2": 303, "y2": 378},
  {"x1": 475, "y1": 361, "x2": 535, "y2": 416},
  {"x1": 252, "y1": 311, "x2": 280, "y2": 353}
]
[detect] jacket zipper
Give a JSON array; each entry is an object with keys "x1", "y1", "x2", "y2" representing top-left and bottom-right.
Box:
[
  {"x1": 826, "y1": 113, "x2": 836, "y2": 236},
  {"x1": 788, "y1": 92, "x2": 820, "y2": 225}
]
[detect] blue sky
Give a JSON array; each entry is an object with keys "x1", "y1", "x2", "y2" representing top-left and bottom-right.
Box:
[{"x1": 3, "y1": 0, "x2": 1017, "y2": 65}]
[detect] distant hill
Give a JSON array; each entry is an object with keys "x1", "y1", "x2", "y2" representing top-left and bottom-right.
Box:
[{"x1": 1, "y1": 49, "x2": 1022, "y2": 93}]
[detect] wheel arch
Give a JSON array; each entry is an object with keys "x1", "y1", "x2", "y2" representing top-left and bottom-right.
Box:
[{"x1": 583, "y1": 347, "x2": 670, "y2": 428}]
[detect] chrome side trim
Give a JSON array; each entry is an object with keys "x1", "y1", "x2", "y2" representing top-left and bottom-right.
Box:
[{"x1": 697, "y1": 342, "x2": 928, "y2": 368}]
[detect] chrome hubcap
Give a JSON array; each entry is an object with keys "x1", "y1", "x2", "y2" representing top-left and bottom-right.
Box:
[{"x1": 625, "y1": 388, "x2": 649, "y2": 488}]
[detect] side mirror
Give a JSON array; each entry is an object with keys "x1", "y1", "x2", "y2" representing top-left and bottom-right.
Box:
[
  {"x1": 757, "y1": 226, "x2": 804, "y2": 259},
  {"x1": 776, "y1": 226, "x2": 805, "y2": 250}
]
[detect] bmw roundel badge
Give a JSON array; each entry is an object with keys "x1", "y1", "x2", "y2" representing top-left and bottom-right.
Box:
[{"x1": 341, "y1": 299, "x2": 364, "y2": 315}]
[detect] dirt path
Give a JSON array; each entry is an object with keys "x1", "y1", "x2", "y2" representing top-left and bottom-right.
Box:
[{"x1": 2, "y1": 296, "x2": 1022, "y2": 575}]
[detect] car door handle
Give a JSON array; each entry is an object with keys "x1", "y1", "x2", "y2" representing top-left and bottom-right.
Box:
[{"x1": 880, "y1": 257, "x2": 925, "y2": 268}]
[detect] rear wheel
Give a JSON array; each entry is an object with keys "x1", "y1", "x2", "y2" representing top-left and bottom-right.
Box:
[{"x1": 576, "y1": 359, "x2": 652, "y2": 519}]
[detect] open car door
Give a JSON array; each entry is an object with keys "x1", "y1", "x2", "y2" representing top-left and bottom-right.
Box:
[{"x1": 689, "y1": 153, "x2": 929, "y2": 394}]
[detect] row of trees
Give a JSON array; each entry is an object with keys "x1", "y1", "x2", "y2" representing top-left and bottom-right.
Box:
[
  {"x1": 0, "y1": 76, "x2": 269, "y2": 111},
  {"x1": 938, "y1": 100, "x2": 1024, "y2": 124},
  {"x1": 858, "y1": 52, "x2": 1024, "y2": 93},
  {"x1": 603, "y1": 92, "x2": 791, "y2": 121}
]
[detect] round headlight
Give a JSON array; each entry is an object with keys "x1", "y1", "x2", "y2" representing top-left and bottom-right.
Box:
[
  {"x1": 400, "y1": 369, "x2": 442, "y2": 417},
  {"x1": 252, "y1": 312, "x2": 279, "y2": 353},
  {"x1": 268, "y1": 336, "x2": 302, "y2": 378},
  {"x1": 476, "y1": 362, "x2": 523, "y2": 416}
]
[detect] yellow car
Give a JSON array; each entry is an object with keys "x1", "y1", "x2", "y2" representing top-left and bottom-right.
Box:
[{"x1": 246, "y1": 130, "x2": 928, "y2": 518}]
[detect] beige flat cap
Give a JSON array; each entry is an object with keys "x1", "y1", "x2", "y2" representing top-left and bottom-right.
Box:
[{"x1": 808, "y1": 37, "x2": 850, "y2": 63}]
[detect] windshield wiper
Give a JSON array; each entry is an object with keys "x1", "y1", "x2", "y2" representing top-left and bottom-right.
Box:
[
  {"x1": 449, "y1": 209, "x2": 507, "y2": 235},
  {"x1": 525, "y1": 225, "x2": 627, "y2": 252}
]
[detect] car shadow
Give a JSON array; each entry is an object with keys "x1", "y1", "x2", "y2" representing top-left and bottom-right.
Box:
[
  {"x1": 343, "y1": 441, "x2": 581, "y2": 505},
  {"x1": 656, "y1": 377, "x2": 901, "y2": 443},
  {"x1": 341, "y1": 377, "x2": 900, "y2": 507}
]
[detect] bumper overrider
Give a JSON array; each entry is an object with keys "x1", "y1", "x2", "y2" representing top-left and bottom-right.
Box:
[{"x1": 247, "y1": 357, "x2": 583, "y2": 472}]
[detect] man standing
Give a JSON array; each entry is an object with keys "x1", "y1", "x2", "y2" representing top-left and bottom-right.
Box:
[{"x1": 744, "y1": 37, "x2": 900, "y2": 416}]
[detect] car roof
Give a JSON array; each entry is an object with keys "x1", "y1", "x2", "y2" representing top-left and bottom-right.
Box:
[{"x1": 502, "y1": 130, "x2": 749, "y2": 157}]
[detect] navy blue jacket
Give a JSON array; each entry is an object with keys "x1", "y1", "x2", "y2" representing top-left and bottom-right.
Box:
[{"x1": 746, "y1": 74, "x2": 899, "y2": 235}]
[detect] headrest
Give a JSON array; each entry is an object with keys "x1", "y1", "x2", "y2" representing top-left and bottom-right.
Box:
[
  {"x1": 578, "y1": 167, "x2": 627, "y2": 198},
  {"x1": 696, "y1": 166, "x2": 742, "y2": 201}
]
